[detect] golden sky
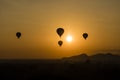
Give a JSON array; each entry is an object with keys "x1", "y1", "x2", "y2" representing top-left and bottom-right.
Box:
[{"x1": 0, "y1": 0, "x2": 120, "y2": 59}]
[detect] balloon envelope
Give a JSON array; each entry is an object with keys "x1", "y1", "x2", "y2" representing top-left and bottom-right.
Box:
[
  {"x1": 58, "y1": 40, "x2": 63, "y2": 46},
  {"x1": 16, "y1": 32, "x2": 21, "y2": 39},
  {"x1": 83, "y1": 33, "x2": 88, "y2": 40},
  {"x1": 56, "y1": 28, "x2": 64, "y2": 37}
]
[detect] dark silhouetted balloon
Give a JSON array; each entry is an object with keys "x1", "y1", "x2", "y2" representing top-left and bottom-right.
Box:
[
  {"x1": 56, "y1": 28, "x2": 64, "y2": 37},
  {"x1": 83, "y1": 33, "x2": 88, "y2": 40},
  {"x1": 16, "y1": 32, "x2": 21, "y2": 39},
  {"x1": 58, "y1": 40, "x2": 63, "y2": 47}
]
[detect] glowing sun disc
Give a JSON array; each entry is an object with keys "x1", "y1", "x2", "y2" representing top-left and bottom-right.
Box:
[{"x1": 66, "y1": 35, "x2": 73, "y2": 42}]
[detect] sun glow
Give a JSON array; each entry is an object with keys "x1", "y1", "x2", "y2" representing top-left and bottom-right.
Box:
[{"x1": 66, "y1": 35, "x2": 73, "y2": 42}]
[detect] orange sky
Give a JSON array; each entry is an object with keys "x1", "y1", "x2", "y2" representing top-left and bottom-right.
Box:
[{"x1": 0, "y1": 0, "x2": 120, "y2": 59}]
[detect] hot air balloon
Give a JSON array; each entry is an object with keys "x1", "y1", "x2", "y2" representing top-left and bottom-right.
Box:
[
  {"x1": 56, "y1": 28, "x2": 64, "y2": 37},
  {"x1": 58, "y1": 40, "x2": 63, "y2": 47},
  {"x1": 83, "y1": 33, "x2": 88, "y2": 40},
  {"x1": 16, "y1": 32, "x2": 21, "y2": 39}
]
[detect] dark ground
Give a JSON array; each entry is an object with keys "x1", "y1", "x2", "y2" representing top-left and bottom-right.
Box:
[{"x1": 0, "y1": 59, "x2": 120, "y2": 80}]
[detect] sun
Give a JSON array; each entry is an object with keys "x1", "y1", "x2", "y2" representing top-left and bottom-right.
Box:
[{"x1": 66, "y1": 35, "x2": 73, "y2": 42}]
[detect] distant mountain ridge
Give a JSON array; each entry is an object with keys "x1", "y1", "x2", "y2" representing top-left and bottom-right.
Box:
[{"x1": 62, "y1": 53, "x2": 120, "y2": 64}]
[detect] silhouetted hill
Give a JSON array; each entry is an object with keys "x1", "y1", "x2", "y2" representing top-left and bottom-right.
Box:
[
  {"x1": 62, "y1": 53, "x2": 89, "y2": 63},
  {"x1": 62, "y1": 53, "x2": 120, "y2": 64}
]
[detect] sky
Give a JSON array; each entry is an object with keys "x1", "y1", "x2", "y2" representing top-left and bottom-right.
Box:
[{"x1": 0, "y1": 0, "x2": 120, "y2": 59}]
